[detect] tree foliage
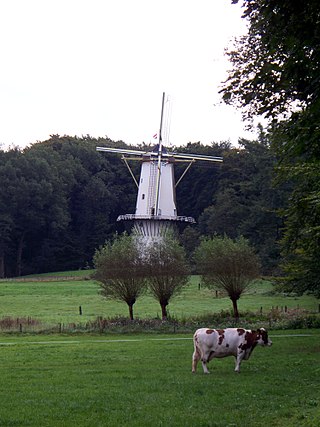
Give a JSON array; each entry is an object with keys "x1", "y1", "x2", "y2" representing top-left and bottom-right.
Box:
[
  {"x1": 0, "y1": 133, "x2": 290, "y2": 278},
  {"x1": 221, "y1": 0, "x2": 320, "y2": 296},
  {"x1": 198, "y1": 131, "x2": 288, "y2": 274},
  {"x1": 195, "y1": 235, "x2": 260, "y2": 319},
  {"x1": 222, "y1": 0, "x2": 320, "y2": 121},
  {"x1": 92, "y1": 234, "x2": 146, "y2": 320},
  {"x1": 0, "y1": 136, "x2": 137, "y2": 277},
  {"x1": 144, "y1": 234, "x2": 190, "y2": 320},
  {"x1": 93, "y1": 233, "x2": 189, "y2": 320}
]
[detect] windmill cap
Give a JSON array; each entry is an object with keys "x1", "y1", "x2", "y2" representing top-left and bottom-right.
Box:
[{"x1": 150, "y1": 144, "x2": 168, "y2": 154}]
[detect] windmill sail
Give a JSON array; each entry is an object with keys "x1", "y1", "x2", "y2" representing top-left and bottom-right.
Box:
[
  {"x1": 154, "y1": 92, "x2": 166, "y2": 217},
  {"x1": 96, "y1": 93, "x2": 223, "y2": 238}
]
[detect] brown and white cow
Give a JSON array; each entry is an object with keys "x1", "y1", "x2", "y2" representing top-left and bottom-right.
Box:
[{"x1": 192, "y1": 327, "x2": 272, "y2": 374}]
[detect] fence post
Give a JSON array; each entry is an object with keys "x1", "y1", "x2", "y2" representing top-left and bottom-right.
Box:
[{"x1": 79, "y1": 306, "x2": 82, "y2": 315}]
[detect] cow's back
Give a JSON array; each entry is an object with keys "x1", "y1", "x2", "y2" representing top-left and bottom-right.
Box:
[{"x1": 193, "y1": 328, "x2": 244, "y2": 358}]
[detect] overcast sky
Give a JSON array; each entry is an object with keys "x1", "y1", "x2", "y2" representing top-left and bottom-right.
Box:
[{"x1": 0, "y1": 0, "x2": 255, "y2": 150}]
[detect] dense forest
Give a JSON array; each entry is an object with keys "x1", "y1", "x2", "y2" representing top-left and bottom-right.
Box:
[{"x1": 0, "y1": 131, "x2": 289, "y2": 278}]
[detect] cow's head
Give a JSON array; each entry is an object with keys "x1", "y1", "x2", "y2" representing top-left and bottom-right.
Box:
[{"x1": 256, "y1": 328, "x2": 272, "y2": 346}]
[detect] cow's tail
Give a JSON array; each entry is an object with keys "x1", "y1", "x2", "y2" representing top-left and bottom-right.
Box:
[{"x1": 192, "y1": 331, "x2": 201, "y2": 372}]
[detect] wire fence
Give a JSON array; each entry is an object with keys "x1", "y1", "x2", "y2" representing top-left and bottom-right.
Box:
[{"x1": 1, "y1": 308, "x2": 320, "y2": 334}]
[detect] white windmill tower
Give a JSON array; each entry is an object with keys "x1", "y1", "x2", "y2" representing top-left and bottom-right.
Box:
[{"x1": 97, "y1": 93, "x2": 223, "y2": 240}]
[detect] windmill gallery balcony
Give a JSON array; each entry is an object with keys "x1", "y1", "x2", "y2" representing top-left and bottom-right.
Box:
[{"x1": 116, "y1": 214, "x2": 196, "y2": 223}]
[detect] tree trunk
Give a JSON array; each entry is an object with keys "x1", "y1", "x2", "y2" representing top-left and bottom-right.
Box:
[
  {"x1": 0, "y1": 252, "x2": 4, "y2": 278},
  {"x1": 16, "y1": 231, "x2": 26, "y2": 277},
  {"x1": 128, "y1": 303, "x2": 134, "y2": 321},
  {"x1": 161, "y1": 302, "x2": 168, "y2": 320},
  {"x1": 231, "y1": 298, "x2": 239, "y2": 320}
]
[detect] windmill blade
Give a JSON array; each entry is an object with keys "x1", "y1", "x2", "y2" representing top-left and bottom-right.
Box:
[
  {"x1": 96, "y1": 146, "x2": 148, "y2": 156},
  {"x1": 97, "y1": 146, "x2": 223, "y2": 163},
  {"x1": 154, "y1": 92, "x2": 166, "y2": 216},
  {"x1": 168, "y1": 151, "x2": 223, "y2": 162},
  {"x1": 96, "y1": 146, "x2": 164, "y2": 158}
]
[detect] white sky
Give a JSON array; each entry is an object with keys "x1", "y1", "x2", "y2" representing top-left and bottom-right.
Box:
[{"x1": 0, "y1": 0, "x2": 255, "y2": 150}]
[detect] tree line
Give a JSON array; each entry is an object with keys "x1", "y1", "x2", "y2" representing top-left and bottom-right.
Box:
[
  {"x1": 93, "y1": 233, "x2": 260, "y2": 321},
  {"x1": 0, "y1": 131, "x2": 288, "y2": 279}
]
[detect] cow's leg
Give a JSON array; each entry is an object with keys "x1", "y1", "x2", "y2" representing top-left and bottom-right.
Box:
[
  {"x1": 235, "y1": 350, "x2": 245, "y2": 373},
  {"x1": 192, "y1": 347, "x2": 201, "y2": 373},
  {"x1": 200, "y1": 351, "x2": 212, "y2": 374},
  {"x1": 201, "y1": 359, "x2": 210, "y2": 374}
]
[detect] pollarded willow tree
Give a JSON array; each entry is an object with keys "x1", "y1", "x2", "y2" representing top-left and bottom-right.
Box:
[
  {"x1": 92, "y1": 234, "x2": 147, "y2": 320},
  {"x1": 221, "y1": 0, "x2": 320, "y2": 297},
  {"x1": 144, "y1": 234, "x2": 190, "y2": 320},
  {"x1": 195, "y1": 236, "x2": 260, "y2": 319}
]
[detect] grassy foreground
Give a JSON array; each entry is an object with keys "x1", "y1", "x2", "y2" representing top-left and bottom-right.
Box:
[{"x1": 0, "y1": 331, "x2": 319, "y2": 426}]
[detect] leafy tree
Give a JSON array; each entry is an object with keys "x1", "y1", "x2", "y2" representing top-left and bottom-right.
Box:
[
  {"x1": 198, "y1": 135, "x2": 287, "y2": 274},
  {"x1": 0, "y1": 147, "x2": 71, "y2": 276},
  {"x1": 93, "y1": 234, "x2": 146, "y2": 320},
  {"x1": 33, "y1": 135, "x2": 137, "y2": 271},
  {"x1": 221, "y1": 0, "x2": 320, "y2": 295},
  {"x1": 277, "y1": 163, "x2": 320, "y2": 297},
  {"x1": 179, "y1": 226, "x2": 201, "y2": 271},
  {"x1": 22, "y1": 136, "x2": 137, "y2": 274},
  {"x1": 221, "y1": 0, "x2": 320, "y2": 121},
  {"x1": 0, "y1": 148, "x2": 19, "y2": 277},
  {"x1": 144, "y1": 234, "x2": 190, "y2": 320},
  {"x1": 195, "y1": 236, "x2": 260, "y2": 319}
]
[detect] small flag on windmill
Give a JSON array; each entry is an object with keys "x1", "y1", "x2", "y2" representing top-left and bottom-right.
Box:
[{"x1": 153, "y1": 133, "x2": 158, "y2": 139}]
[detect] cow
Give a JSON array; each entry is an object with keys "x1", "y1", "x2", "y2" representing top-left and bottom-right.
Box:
[{"x1": 192, "y1": 327, "x2": 272, "y2": 374}]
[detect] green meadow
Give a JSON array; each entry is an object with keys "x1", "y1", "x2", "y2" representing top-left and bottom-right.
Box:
[
  {"x1": 0, "y1": 274, "x2": 318, "y2": 327},
  {"x1": 0, "y1": 273, "x2": 319, "y2": 425},
  {"x1": 0, "y1": 331, "x2": 319, "y2": 426}
]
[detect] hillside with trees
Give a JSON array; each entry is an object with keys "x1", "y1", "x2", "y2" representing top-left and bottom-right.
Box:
[{"x1": 0, "y1": 132, "x2": 288, "y2": 278}]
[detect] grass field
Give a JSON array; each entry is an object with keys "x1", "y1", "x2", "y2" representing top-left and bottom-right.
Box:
[
  {"x1": 0, "y1": 273, "x2": 319, "y2": 328},
  {"x1": 0, "y1": 331, "x2": 319, "y2": 426},
  {"x1": 0, "y1": 273, "x2": 319, "y2": 425}
]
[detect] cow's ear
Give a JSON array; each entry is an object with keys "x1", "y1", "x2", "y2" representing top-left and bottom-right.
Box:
[{"x1": 256, "y1": 328, "x2": 261, "y2": 334}]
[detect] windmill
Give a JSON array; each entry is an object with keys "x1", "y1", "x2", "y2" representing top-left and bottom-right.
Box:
[{"x1": 97, "y1": 93, "x2": 223, "y2": 240}]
